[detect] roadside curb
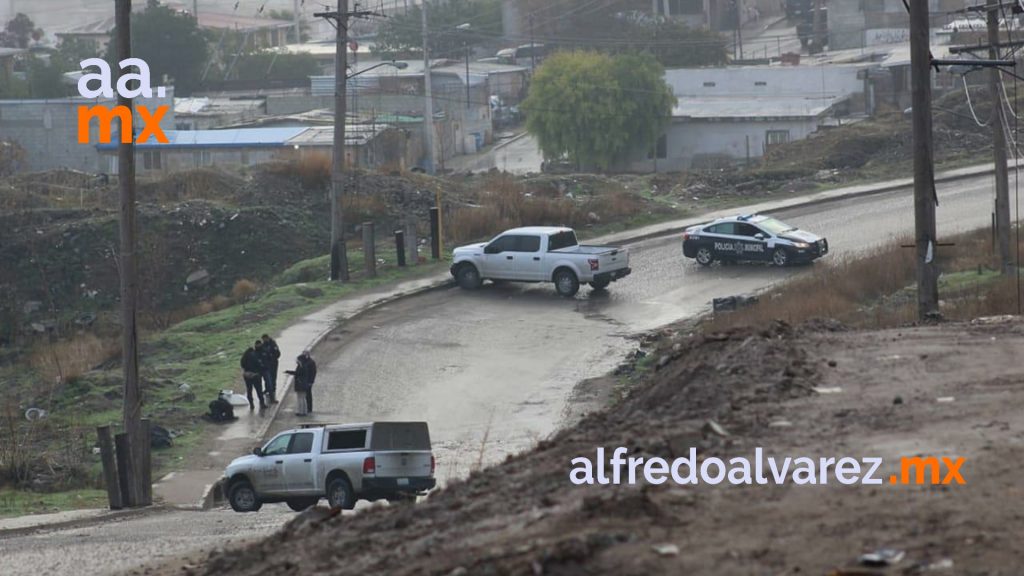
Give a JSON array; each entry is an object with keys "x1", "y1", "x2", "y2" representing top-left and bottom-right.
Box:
[
  {"x1": 0, "y1": 506, "x2": 169, "y2": 540},
  {"x1": 197, "y1": 275, "x2": 455, "y2": 510}
]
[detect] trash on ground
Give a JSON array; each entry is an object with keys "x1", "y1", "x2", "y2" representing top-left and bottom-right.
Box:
[
  {"x1": 859, "y1": 548, "x2": 905, "y2": 567},
  {"x1": 936, "y1": 396, "x2": 955, "y2": 403},
  {"x1": 652, "y1": 543, "x2": 680, "y2": 557},
  {"x1": 812, "y1": 386, "x2": 843, "y2": 394}
]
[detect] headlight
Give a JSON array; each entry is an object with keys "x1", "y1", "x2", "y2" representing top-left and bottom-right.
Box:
[{"x1": 793, "y1": 242, "x2": 810, "y2": 249}]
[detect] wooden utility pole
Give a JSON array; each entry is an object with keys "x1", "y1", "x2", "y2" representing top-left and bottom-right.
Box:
[
  {"x1": 315, "y1": 2, "x2": 382, "y2": 281},
  {"x1": 422, "y1": 1, "x2": 437, "y2": 174},
  {"x1": 988, "y1": 0, "x2": 1013, "y2": 274},
  {"x1": 812, "y1": 0, "x2": 825, "y2": 54},
  {"x1": 909, "y1": 0, "x2": 940, "y2": 320},
  {"x1": 114, "y1": 0, "x2": 149, "y2": 507},
  {"x1": 293, "y1": 0, "x2": 301, "y2": 43}
]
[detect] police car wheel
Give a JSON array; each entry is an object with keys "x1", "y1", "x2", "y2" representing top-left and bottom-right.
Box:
[
  {"x1": 228, "y1": 480, "x2": 262, "y2": 513},
  {"x1": 772, "y1": 248, "x2": 789, "y2": 267},
  {"x1": 695, "y1": 247, "x2": 714, "y2": 266}
]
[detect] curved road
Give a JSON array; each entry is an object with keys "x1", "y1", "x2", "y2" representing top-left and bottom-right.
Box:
[
  {"x1": 1, "y1": 173, "x2": 1011, "y2": 576},
  {"x1": 272, "y1": 173, "x2": 1012, "y2": 483}
]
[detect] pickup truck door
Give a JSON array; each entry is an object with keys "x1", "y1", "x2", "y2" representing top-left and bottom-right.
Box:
[
  {"x1": 282, "y1": 431, "x2": 317, "y2": 494},
  {"x1": 255, "y1": 432, "x2": 293, "y2": 493},
  {"x1": 481, "y1": 235, "x2": 522, "y2": 280},
  {"x1": 514, "y1": 235, "x2": 545, "y2": 281}
]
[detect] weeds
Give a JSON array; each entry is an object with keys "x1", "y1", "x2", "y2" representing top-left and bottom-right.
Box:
[{"x1": 28, "y1": 334, "x2": 119, "y2": 386}]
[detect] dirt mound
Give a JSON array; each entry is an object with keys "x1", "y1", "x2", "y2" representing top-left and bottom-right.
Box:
[{"x1": 177, "y1": 322, "x2": 818, "y2": 576}]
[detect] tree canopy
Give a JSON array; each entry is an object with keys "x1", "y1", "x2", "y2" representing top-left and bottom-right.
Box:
[
  {"x1": 375, "y1": 0, "x2": 502, "y2": 58},
  {"x1": 523, "y1": 51, "x2": 675, "y2": 170},
  {"x1": 105, "y1": 1, "x2": 210, "y2": 96},
  {"x1": 0, "y1": 13, "x2": 42, "y2": 49}
]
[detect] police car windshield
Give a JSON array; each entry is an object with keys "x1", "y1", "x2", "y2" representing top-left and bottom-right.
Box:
[{"x1": 756, "y1": 217, "x2": 796, "y2": 235}]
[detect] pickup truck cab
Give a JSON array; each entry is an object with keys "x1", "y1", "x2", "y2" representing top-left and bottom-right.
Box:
[
  {"x1": 450, "y1": 226, "x2": 631, "y2": 297},
  {"x1": 223, "y1": 421, "x2": 436, "y2": 512}
]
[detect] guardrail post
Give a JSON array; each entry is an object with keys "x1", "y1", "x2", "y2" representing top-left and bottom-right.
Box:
[
  {"x1": 429, "y1": 207, "x2": 440, "y2": 260},
  {"x1": 395, "y1": 229, "x2": 406, "y2": 267},
  {"x1": 97, "y1": 426, "x2": 123, "y2": 510},
  {"x1": 405, "y1": 222, "x2": 418, "y2": 265},
  {"x1": 114, "y1": 432, "x2": 133, "y2": 507},
  {"x1": 363, "y1": 222, "x2": 376, "y2": 278}
]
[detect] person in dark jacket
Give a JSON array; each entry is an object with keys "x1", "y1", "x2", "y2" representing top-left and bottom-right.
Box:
[
  {"x1": 260, "y1": 334, "x2": 281, "y2": 404},
  {"x1": 240, "y1": 341, "x2": 266, "y2": 410},
  {"x1": 286, "y1": 350, "x2": 317, "y2": 416}
]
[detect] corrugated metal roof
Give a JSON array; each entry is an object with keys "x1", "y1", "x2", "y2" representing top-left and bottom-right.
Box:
[{"x1": 96, "y1": 127, "x2": 307, "y2": 150}]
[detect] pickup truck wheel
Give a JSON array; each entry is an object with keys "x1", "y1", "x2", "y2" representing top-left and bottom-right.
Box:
[
  {"x1": 455, "y1": 264, "x2": 482, "y2": 290},
  {"x1": 286, "y1": 497, "x2": 319, "y2": 512},
  {"x1": 554, "y1": 269, "x2": 580, "y2": 297},
  {"x1": 695, "y1": 247, "x2": 714, "y2": 266},
  {"x1": 228, "y1": 480, "x2": 262, "y2": 513},
  {"x1": 327, "y1": 477, "x2": 355, "y2": 510},
  {"x1": 590, "y1": 277, "x2": 610, "y2": 290}
]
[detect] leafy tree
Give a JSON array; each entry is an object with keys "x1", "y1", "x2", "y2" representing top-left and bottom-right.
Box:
[
  {"x1": 376, "y1": 0, "x2": 501, "y2": 58},
  {"x1": 233, "y1": 51, "x2": 320, "y2": 82},
  {"x1": 105, "y1": 1, "x2": 210, "y2": 96},
  {"x1": 523, "y1": 51, "x2": 675, "y2": 170},
  {"x1": 1, "y1": 13, "x2": 43, "y2": 49}
]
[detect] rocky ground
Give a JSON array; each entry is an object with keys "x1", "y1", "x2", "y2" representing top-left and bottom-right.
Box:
[{"x1": 144, "y1": 317, "x2": 1024, "y2": 576}]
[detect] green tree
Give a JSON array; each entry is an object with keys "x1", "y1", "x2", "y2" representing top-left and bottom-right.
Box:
[
  {"x1": 523, "y1": 51, "x2": 674, "y2": 170},
  {"x1": 106, "y1": 1, "x2": 210, "y2": 96},
  {"x1": 233, "y1": 51, "x2": 320, "y2": 82},
  {"x1": 376, "y1": 0, "x2": 501, "y2": 58},
  {"x1": 1, "y1": 13, "x2": 43, "y2": 48}
]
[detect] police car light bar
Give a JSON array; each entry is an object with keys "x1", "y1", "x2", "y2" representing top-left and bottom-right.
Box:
[{"x1": 737, "y1": 214, "x2": 755, "y2": 221}]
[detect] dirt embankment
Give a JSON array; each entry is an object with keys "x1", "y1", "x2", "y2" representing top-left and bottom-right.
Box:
[{"x1": 165, "y1": 318, "x2": 1024, "y2": 576}]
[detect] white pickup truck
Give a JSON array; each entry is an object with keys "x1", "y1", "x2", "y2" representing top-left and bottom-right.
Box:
[
  {"x1": 222, "y1": 421, "x2": 435, "y2": 512},
  {"x1": 450, "y1": 226, "x2": 631, "y2": 297}
]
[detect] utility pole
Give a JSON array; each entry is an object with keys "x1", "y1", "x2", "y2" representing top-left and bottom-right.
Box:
[
  {"x1": 736, "y1": 0, "x2": 744, "y2": 59},
  {"x1": 114, "y1": 0, "x2": 149, "y2": 507},
  {"x1": 909, "y1": 0, "x2": 939, "y2": 320},
  {"x1": 422, "y1": 1, "x2": 436, "y2": 174},
  {"x1": 988, "y1": 0, "x2": 1013, "y2": 274},
  {"x1": 293, "y1": 0, "x2": 301, "y2": 43},
  {"x1": 529, "y1": 13, "x2": 536, "y2": 73},
  {"x1": 315, "y1": 2, "x2": 381, "y2": 281},
  {"x1": 812, "y1": 0, "x2": 824, "y2": 54}
]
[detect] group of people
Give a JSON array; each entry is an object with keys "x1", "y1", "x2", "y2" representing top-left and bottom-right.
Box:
[{"x1": 239, "y1": 335, "x2": 317, "y2": 416}]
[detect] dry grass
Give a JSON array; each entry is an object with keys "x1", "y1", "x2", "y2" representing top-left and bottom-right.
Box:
[
  {"x1": 707, "y1": 227, "x2": 1021, "y2": 331},
  {"x1": 231, "y1": 279, "x2": 259, "y2": 301},
  {"x1": 28, "y1": 333, "x2": 119, "y2": 386},
  {"x1": 265, "y1": 153, "x2": 332, "y2": 190}
]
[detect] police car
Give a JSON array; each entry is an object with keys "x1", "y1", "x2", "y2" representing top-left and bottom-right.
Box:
[{"x1": 682, "y1": 214, "x2": 828, "y2": 267}]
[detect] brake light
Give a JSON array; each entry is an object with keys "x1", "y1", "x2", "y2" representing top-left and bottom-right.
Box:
[
  {"x1": 588, "y1": 258, "x2": 599, "y2": 271},
  {"x1": 430, "y1": 455, "x2": 436, "y2": 475},
  {"x1": 683, "y1": 232, "x2": 690, "y2": 241},
  {"x1": 362, "y1": 456, "x2": 375, "y2": 474}
]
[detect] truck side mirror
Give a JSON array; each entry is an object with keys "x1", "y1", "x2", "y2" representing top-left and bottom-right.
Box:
[{"x1": 252, "y1": 447, "x2": 263, "y2": 457}]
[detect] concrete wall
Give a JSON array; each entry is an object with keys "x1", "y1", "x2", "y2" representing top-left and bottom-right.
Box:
[
  {"x1": 0, "y1": 90, "x2": 175, "y2": 173},
  {"x1": 830, "y1": 0, "x2": 963, "y2": 50},
  {"x1": 665, "y1": 66, "x2": 866, "y2": 101},
  {"x1": 620, "y1": 116, "x2": 822, "y2": 172}
]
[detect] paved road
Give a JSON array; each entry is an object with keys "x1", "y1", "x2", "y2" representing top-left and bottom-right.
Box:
[
  {"x1": 445, "y1": 134, "x2": 544, "y2": 175},
  {"x1": 3, "y1": 171, "x2": 1009, "y2": 575},
  {"x1": 269, "y1": 173, "x2": 1010, "y2": 483}
]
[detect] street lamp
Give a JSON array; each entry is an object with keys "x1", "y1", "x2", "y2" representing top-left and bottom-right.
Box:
[
  {"x1": 456, "y1": 22, "x2": 471, "y2": 109},
  {"x1": 346, "y1": 60, "x2": 408, "y2": 80}
]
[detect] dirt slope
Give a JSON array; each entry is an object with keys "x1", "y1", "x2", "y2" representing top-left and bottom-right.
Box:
[{"x1": 160, "y1": 318, "x2": 1024, "y2": 576}]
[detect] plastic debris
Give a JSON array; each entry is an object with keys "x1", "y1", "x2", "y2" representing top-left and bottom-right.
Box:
[
  {"x1": 812, "y1": 386, "x2": 843, "y2": 394},
  {"x1": 652, "y1": 543, "x2": 679, "y2": 557},
  {"x1": 859, "y1": 548, "x2": 905, "y2": 567},
  {"x1": 936, "y1": 397, "x2": 955, "y2": 403}
]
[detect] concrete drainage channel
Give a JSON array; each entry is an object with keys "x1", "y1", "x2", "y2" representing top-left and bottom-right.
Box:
[{"x1": 196, "y1": 161, "x2": 1002, "y2": 510}]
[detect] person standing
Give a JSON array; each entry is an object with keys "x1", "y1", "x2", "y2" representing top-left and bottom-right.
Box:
[
  {"x1": 287, "y1": 350, "x2": 317, "y2": 416},
  {"x1": 260, "y1": 334, "x2": 281, "y2": 404},
  {"x1": 240, "y1": 341, "x2": 266, "y2": 411}
]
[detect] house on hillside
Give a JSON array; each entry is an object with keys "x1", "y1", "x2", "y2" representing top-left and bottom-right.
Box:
[
  {"x1": 0, "y1": 89, "x2": 175, "y2": 173},
  {"x1": 829, "y1": 0, "x2": 967, "y2": 50},
  {"x1": 173, "y1": 97, "x2": 266, "y2": 130}
]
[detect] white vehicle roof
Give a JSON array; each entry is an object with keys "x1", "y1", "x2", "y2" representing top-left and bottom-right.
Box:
[{"x1": 498, "y1": 226, "x2": 573, "y2": 235}]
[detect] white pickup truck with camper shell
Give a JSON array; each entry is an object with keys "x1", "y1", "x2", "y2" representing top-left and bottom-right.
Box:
[
  {"x1": 450, "y1": 226, "x2": 631, "y2": 297},
  {"x1": 223, "y1": 421, "x2": 435, "y2": 512}
]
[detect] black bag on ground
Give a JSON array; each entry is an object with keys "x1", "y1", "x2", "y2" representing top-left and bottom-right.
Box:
[{"x1": 208, "y1": 397, "x2": 236, "y2": 422}]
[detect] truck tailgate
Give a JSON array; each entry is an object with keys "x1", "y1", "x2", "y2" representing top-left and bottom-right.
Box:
[{"x1": 374, "y1": 451, "x2": 433, "y2": 479}]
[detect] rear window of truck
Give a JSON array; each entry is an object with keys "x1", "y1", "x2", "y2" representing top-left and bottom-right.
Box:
[
  {"x1": 327, "y1": 429, "x2": 367, "y2": 451},
  {"x1": 370, "y1": 422, "x2": 431, "y2": 451},
  {"x1": 547, "y1": 231, "x2": 577, "y2": 251}
]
